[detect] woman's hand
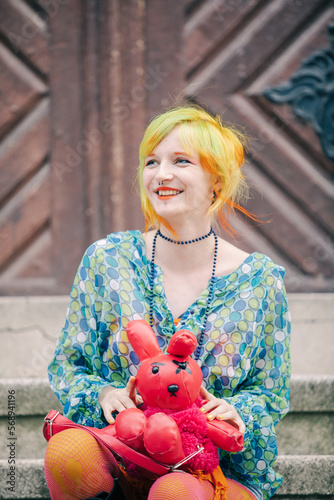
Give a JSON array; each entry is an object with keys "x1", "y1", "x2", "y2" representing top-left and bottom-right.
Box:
[
  {"x1": 98, "y1": 376, "x2": 143, "y2": 424},
  {"x1": 200, "y1": 386, "x2": 246, "y2": 435}
]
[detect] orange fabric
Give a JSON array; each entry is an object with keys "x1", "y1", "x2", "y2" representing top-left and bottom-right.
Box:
[{"x1": 194, "y1": 467, "x2": 228, "y2": 500}]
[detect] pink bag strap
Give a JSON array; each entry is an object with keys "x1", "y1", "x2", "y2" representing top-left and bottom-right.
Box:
[{"x1": 43, "y1": 410, "x2": 170, "y2": 476}]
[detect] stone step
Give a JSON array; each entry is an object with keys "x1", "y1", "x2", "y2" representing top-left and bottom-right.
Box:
[
  {"x1": 276, "y1": 375, "x2": 334, "y2": 456},
  {"x1": 0, "y1": 456, "x2": 333, "y2": 499},
  {"x1": 1, "y1": 294, "x2": 333, "y2": 379},
  {"x1": 0, "y1": 376, "x2": 333, "y2": 459},
  {"x1": 0, "y1": 379, "x2": 62, "y2": 461}
]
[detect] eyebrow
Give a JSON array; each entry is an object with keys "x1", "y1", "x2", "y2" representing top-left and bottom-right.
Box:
[{"x1": 146, "y1": 151, "x2": 193, "y2": 158}]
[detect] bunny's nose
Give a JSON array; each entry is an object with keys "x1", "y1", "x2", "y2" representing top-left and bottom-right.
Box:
[{"x1": 168, "y1": 384, "x2": 179, "y2": 397}]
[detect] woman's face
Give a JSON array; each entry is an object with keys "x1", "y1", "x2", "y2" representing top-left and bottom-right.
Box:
[{"x1": 142, "y1": 126, "x2": 214, "y2": 226}]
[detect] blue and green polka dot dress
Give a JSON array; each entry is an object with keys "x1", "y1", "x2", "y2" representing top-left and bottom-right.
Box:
[{"x1": 48, "y1": 230, "x2": 291, "y2": 499}]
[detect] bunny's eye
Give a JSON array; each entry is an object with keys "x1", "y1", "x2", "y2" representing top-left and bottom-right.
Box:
[{"x1": 150, "y1": 362, "x2": 164, "y2": 374}]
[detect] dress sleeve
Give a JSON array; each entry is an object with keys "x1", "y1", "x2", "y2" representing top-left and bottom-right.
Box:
[
  {"x1": 219, "y1": 269, "x2": 291, "y2": 498},
  {"x1": 48, "y1": 243, "x2": 125, "y2": 428}
]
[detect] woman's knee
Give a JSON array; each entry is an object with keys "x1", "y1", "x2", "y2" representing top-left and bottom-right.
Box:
[
  {"x1": 45, "y1": 429, "x2": 99, "y2": 464},
  {"x1": 148, "y1": 472, "x2": 214, "y2": 500},
  {"x1": 225, "y1": 478, "x2": 258, "y2": 500},
  {"x1": 44, "y1": 429, "x2": 116, "y2": 500}
]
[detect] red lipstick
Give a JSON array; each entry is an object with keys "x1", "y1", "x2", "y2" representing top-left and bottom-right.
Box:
[{"x1": 155, "y1": 186, "x2": 183, "y2": 200}]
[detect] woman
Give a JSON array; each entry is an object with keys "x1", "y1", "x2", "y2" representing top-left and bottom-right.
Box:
[{"x1": 45, "y1": 106, "x2": 291, "y2": 500}]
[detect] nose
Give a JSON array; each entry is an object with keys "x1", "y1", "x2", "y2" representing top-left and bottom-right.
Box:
[
  {"x1": 155, "y1": 161, "x2": 173, "y2": 184},
  {"x1": 168, "y1": 384, "x2": 179, "y2": 397}
]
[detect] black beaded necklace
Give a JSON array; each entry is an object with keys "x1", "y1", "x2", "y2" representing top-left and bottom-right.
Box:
[
  {"x1": 156, "y1": 226, "x2": 214, "y2": 244},
  {"x1": 149, "y1": 227, "x2": 218, "y2": 360}
]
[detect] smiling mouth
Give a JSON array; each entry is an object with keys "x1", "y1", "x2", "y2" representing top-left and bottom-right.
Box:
[{"x1": 155, "y1": 189, "x2": 183, "y2": 199}]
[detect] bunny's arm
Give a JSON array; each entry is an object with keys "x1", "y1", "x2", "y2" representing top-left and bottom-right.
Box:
[
  {"x1": 115, "y1": 409, "x2": 185, "y2": 465},
  {"x1": 115, "y1": 407, "x2": 147, "y2": 453},
  {"x1": 206, "y1": 419, "x2": 244, "y2": 453},
  {"x1": 144, "y1": 413, "x2": 185, "y2": 465}
]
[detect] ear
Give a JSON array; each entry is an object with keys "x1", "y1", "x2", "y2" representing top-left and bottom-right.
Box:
[
  {"x1": 126, "y1": 320, "x2": 162, "y2": 361},
  {"x1": 167, "y1": 329, "x2": 197, "y2": 358},
  {"x1": 212, "y1": 176, "x2": 222, "y2": 196}
]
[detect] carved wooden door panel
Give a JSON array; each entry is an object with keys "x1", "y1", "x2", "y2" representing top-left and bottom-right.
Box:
[
  {"x1": 0, "y1": 1, "x2": 53, "y2": 295},
  {"x1": 0, "y1": 0, "x2": 149, "y2": 295},
  {"x1": 0, "y1": 0, "x2": 333, "y2": 295},
  {"x1": 178, "y1": 0, "x2": 334, "y2": 292}
]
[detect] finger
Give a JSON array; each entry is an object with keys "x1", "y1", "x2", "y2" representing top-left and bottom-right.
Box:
[
  {"x1": 206, "y1": 405, "x2": 236, "y2": 421},
  {"x1": 200, "y1": 386, "x2": 213, "y2": 400},
  {"x1": 104, "y1": 397, "x2": 134, "y2": 423},
  {"x1": 127, "y1": 376, "x2": 137, "y2": 399},
  {"x1": 103, "y1": 406, "x2": 115, "y2": 424},
  {"x1": 200, "y1": 400, "x2": 217, "y2": 413},
  {"x1": 126, "y1": 376, "x2": 143, "y2": 406},
  {"x1": 111, "y1": 399, "x2": 129, "y2": 413},
  {"x1": 215, "y1": 409, "x2": 238, "y2": 421},
  {"x1": 239, "y1": 421, "x2": 246, "y2": 434},
  {"x1": 136, "y1": 394, "x2": 144, "y2": 406},
  {"x1": 217, "y1": 411, "x2": 245, "y2": 434},
  {"x1": 201, "y1": 399, "x2": 230, "y2": 414}
]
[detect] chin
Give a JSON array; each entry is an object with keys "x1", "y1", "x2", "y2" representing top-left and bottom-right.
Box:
[{"x1": 154, "y1": 207, "x2": 185, "y2": 222}]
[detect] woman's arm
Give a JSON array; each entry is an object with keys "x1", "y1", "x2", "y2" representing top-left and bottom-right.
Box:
[
  {"x1": 205, "y1": 268, "x2": 291, "y2": 498},
  {"x1": 48, "y1": 241, "x2": 129, "y2": 427}
]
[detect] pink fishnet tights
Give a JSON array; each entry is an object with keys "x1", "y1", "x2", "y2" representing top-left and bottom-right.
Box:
[
  {"x1": 148, "y1": 472, "x2": 214, "y2": 499},
  {"x1": 148, "y1": 474, "x2": 257, "y2": 500},
  {"x1": 44, "y1": 429, "x2": 257, "y2": 500},
  {"x1": 44, "y1": 429, "x2": 117, "y2": 500}
]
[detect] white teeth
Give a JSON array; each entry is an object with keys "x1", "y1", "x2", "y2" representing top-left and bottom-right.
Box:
[{"x1": 157, "y1": 190, "x2": 180, "y2": 196}]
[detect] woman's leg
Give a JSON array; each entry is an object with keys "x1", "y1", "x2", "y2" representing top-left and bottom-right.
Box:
[
  {"x1": 225, "y1": 478, "x2": 259, "y2": 500},
  {"x1": 44, "y1": 429, "x2": 118, "y2": 500},
  {"x1": 148, "y1": 472, "x2": 214, "y2": 500},
  {"x1": 147, "y1": 473, "x2": 259, "y2": 500}
]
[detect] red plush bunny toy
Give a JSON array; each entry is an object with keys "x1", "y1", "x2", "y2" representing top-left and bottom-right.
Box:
[{"x1": 113, "y1": 320, "x2": 244, "y2": 475}]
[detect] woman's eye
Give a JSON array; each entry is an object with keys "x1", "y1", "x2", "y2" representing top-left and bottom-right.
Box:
[
  {"x1": 145, "y1": 159, "x2": 156, "y2": 167},
  {"x1": 176, "y1": 158, "x2": 190, "y2": 165}
]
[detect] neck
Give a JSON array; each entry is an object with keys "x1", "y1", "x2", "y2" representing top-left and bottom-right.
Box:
[
  {"x1": 158, "y1": 221, "x2": 212, "y2": 243},
  {"x1": 153, "y1": 224, "x2": 216, "y2": 273},
  {"x1": 158, "y1": 227, "x2": 213, "y2": 245},
  {"x1": 148, "y1": 222, "x2": 218, "y2": 348}
]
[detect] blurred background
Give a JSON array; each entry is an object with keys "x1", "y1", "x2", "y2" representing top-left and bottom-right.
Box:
[{"x1": 0, "y1": 0, "x2": 333, "y2": 297}]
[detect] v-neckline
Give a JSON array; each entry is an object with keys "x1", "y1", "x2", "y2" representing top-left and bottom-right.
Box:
[
  {"x1": 140, "y1": 233, "x2": 213, "y2": 324},
  {"x1": 139, "y1": 232, "x2": 254, "y2": 325}
]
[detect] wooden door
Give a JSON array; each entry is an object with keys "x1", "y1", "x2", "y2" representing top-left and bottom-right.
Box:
[
  {"x1": 0, "y1": 0, "x2": 150, "y2": 295},
  {"x1": 0, "y1": 0, "x2": 333, "y2": 295},
  {"x1": 180, "y1": 0, "x2": 334, "y2": 292}
]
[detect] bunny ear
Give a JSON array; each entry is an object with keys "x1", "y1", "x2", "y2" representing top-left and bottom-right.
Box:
[
  {"x1": 126, "y1": 320, "x2": 162, "y2": 361},
  {"x1": 167, "y1": 329, "x2": 197, "y2": 358}
]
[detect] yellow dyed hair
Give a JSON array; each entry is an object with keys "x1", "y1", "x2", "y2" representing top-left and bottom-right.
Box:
[{"x1": 137, "y1": 105, "x2": 251, "y2": 235}]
